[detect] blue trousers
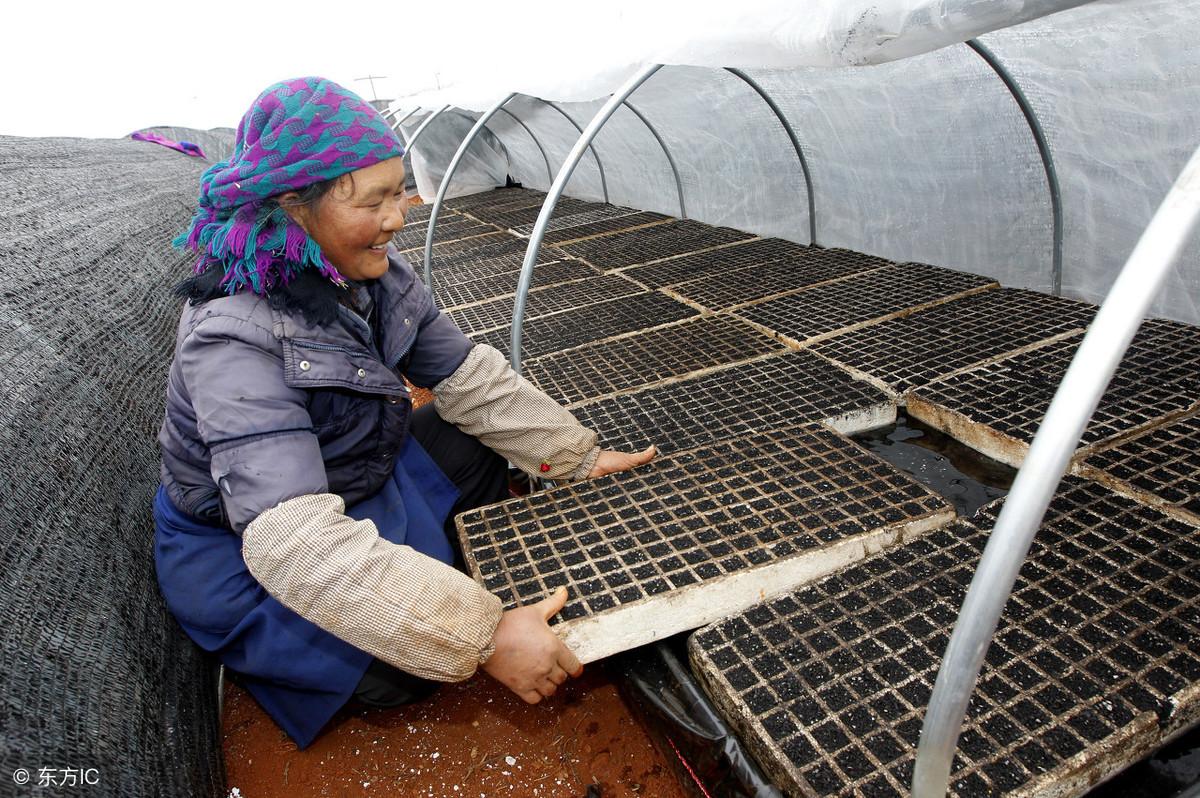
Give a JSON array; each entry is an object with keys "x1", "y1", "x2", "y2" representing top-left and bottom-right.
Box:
[{"x1": 154, "y1": 406, "x2": 507, "y2": 748}]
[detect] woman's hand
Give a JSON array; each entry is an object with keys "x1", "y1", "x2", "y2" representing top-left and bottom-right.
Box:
[
  {"x1": 588, "y1": 445, "x2": 657, "y2": 479},
  {"x1": 481, "y1": 587, "x2": 583, "y2": 703}
]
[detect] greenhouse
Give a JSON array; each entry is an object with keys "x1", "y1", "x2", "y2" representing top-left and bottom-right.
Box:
[{"x1": 2, "y1": 0, "x2": 1199, "y2": 796}]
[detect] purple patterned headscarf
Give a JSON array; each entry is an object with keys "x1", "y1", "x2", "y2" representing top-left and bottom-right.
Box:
[{"x1": 174, "y1": 77, "x2": 405, "y2": 294}]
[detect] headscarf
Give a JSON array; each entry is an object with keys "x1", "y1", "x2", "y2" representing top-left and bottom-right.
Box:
[{"x1": 174, "y1": 77, "x2": 405, "y2": 294}]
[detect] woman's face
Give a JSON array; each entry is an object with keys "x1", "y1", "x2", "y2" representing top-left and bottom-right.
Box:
[{"x1": 287, "y1": 157, "x2": 409, "y2": 281}]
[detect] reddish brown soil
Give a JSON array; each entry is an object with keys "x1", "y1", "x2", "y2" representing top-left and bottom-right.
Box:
[
  {"x1": 222, "y1": 666, "x2": 686, "y2": 798},
  {"x1": 221, "y1": 338, "x2": 687, "y2": 798}
]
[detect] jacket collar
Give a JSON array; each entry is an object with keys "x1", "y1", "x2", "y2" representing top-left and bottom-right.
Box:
[{"x1": 272, "y1": 251, "x2": 429, "y2": 395}]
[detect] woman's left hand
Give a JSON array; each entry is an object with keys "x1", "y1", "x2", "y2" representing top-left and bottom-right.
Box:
[{"x1": 588, "y1": 445, "x2": 657, "y2": 479}]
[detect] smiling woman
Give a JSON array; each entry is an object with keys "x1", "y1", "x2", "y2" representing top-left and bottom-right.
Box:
[
  {"x1": 279, "y1": 158, "x2": 410, "y2": 282},
  {"x1": 153, "y1": 76, "x2": 655, "y2": 751}
]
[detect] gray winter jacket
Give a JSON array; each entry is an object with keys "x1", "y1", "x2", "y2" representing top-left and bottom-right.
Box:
[
  {"x1": 158, "y1": 250, "x2": 601, "y2": 679},
  {"x1": 159, "y1": 251, "x2": 474, "y2": 533}
]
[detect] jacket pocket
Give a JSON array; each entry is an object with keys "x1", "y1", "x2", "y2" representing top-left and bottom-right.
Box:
[{"x1": 282, "y1": 338, "x2": 409, "y2": 398}]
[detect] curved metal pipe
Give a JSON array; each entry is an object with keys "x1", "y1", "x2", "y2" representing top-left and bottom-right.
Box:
[
  {"x1": 496, "y1": 106, "x2": 554, "y2": 185},
  {"x1": 511, "y1": 64, "x2": 664, "y2": 373},
  {"x1": 966, "y1": 38, "x2": 1065, "y2": 296},
  {"x1": 423, "y1": 94, "x2": 517, "y2": 294},
  {"x1": 622, "y1": 99, "x2": 686, "y2": 219},
  {"x1": 404, "y1": 104, "x2": 451, "y2": 154},
  {"x1": 391, "y1": 107, "x2": 420, "y2": 137},
  {"x1": 912, "y1": 144, "x2": 1200, "y2": 797},
  {"x1": 724, "y1": 67, "x2": 817, "y2": 246},
  {"x1": 537, "y1": 98, "x2": 610, "y2": 203}
]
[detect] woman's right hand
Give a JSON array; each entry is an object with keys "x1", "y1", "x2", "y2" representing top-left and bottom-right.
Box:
[{"x1": 481, "y1": 586, "x2": 582, "y2": 703}]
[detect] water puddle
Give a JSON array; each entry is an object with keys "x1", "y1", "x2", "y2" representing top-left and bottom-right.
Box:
[{"x1": 853, "y1": 409, "x2": 1014, "y2": 517}]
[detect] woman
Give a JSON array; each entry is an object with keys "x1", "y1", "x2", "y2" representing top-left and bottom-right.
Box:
[{"x1": 153, "y1": 77, "x2": 655, "y2": 748}]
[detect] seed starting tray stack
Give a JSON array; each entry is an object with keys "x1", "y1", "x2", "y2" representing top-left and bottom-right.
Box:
[
  {"x1": 559, "y1": 220, "x2": 756, "y2": 269},
  {"x1": 436, "y1": 260, "x2": 600, "y2": 311},
  {"x1": 907, "y1": 319, "x2": 1200, "y2": 468},
  {"x1": 570, "y1": 351, "x2": 896, "y2": 454},
  {"x1": 458, "y1": 425, "x2": 953, "y2": 664},
  {"x1": 521, "y1": 315, "x2": 787, "y2": 406},
  {"x1": 510, "y1": 206, "x2": 650, "y2": 238},
  {"x1": 689, "y1": 477, "x2": 1200, "y2": 798},
  {"x1": 540, "y1": 211, "x2": 672, "y2": 245},
  {"x1": 736, "y1": 262, "x2": 999, "y2": 346},
  {"x1": 811, "y1": 288, "x2": 1098, "y2": 395},
  {"x1": 469, "y1": 291, "x2": 701, "y2": 360},
  {"x1": 446, "y1": 274, "x2": 645, "y2": 335},
  {"x1": 1076, "y1": 409, "x2": 1200, "y2": 526},
  {"x1": 617, "y1": 237, "x2": 817, "y2": 288}
]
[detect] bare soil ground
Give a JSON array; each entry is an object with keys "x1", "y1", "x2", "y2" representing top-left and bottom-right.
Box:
[{"x1": 222, "y1": 665, "x2": 686, "y2": 798}]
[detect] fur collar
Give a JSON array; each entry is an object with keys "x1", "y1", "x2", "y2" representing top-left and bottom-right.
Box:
[{"x1": 175, "y1": 268, "x2": 347, "y2": 327}]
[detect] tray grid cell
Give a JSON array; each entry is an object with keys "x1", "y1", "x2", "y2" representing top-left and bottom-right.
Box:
[
  {"x1": 452, "y1": 195, "x2": 547, "y2": 217},
  {"x1": 667, "y1": 250, "x2": 897, "y2": 311},
  {"x1": 617, "y1": 238, "x2": 816, "y2": 288},
  {"x1": 459, "y1": 426, "x2": 951, "y2": 652},
  {"x1": 812, "y1": 288, "x2": 1097, "y2": 393},
  {"x1": 403, "y1": 203, "x2": 434, "y2": 224},
  {"x1": 541, "y1": 211, "x2": 672, "y2": 245},
  {"x1": 559, "y1": 220, "x2": 756, "y2": 269},
  {"x1": 690, "y1": 478, "x2": 1200, "y2": 797},
  {"x1": 447, "y1": 274, "x2": 645, "y2": 335},
  {"x1": 464, "y1": 196, "x2": 595, "y2": 229},
  {"x1": 737, "y1": 262, "x2": 998, "y2": 344},
  {"x1": 428, "y1": 245, "x2": 565, "y2": 288},
  {"x1": 470, "y1": 291, "x2": 700, "y2": 360},
  {"x1": 437, "y1": 260, "x2": 599, "y2": 310},
  {"x1": 1081, "y1": 411, "x2": 1200, "y2": 522},
  {"x1": 510, "y1": 206, "x2": 648, "y2": 238},
  {"x1": 399, "y1": 230, "x2": 516, "y2": 257},
  {"x1": 910, "y1": 319, "x2": 1200, "y2": 460},
  {"x1": 391, "y1": 216, "x2": 500, "y2": 251},
  {"x1": 443, "y1": 187, "x2": 545, "y2": 211},
  {"x1": 522, "y1": 315, "x2": 788, "y2": 406},
  {"x1": 571, "y1": 351, "x2": 895, "y2": 454}
]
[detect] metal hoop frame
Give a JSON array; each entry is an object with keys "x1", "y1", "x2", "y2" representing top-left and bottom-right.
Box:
[
  {"x1": 724, "y1": 67, "x2": 817, "y2": 245},
  {"x1": 423, "y1": 94, "x2": 518, "y2": 293},
  {"x1": 966, "y1": 38, "x2": 1065, "y2": 295},
  {"x1": 511, "y1": 64, "x2": 665, "y2": 372},
  {"x1": 495, "y1": 106, "x2": 554, "y2": 184},
  {"x1": 537, "y1": 99, "x2": 610, "y2": 203},
  {"x1": 621, "y1": 99, "x2": 686, "y2": 219},
  {"x1": 913, "y1": 144, "x2": 1200, "y2": 797},
  {"x1": 403, "y1": 104, "x2": 451, "y2": 153},
  {"x1": 391, "y1": 107, "x2": 421, "y2": 135}
]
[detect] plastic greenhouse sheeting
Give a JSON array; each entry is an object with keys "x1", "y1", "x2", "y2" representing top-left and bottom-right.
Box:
[{"x1": 401, "y1": 0, "x2": 1200, "y2": 325}]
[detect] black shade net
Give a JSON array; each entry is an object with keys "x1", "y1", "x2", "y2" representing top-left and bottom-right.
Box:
[{"x1": 0, "y1": 135, "x2": 225, "y2": 797}]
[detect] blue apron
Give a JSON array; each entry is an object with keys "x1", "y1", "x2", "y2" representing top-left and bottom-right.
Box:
[{"x1": 153, "y1": 434, "x2": 460, "y2": 749}]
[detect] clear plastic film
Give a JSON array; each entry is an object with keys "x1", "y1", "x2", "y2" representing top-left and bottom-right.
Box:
[{"x1": 410, "y1": 0, "x2": 1200, "y2": 324}]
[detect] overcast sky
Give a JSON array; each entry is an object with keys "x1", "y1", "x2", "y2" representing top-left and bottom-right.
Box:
[{"x1": 3, "y1": 0, "x2": 580, "y2": 138}]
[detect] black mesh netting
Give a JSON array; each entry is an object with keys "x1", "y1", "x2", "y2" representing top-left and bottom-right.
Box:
[{"x1": 0, "y1": 136, "x2": 225, "y2": 796}]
